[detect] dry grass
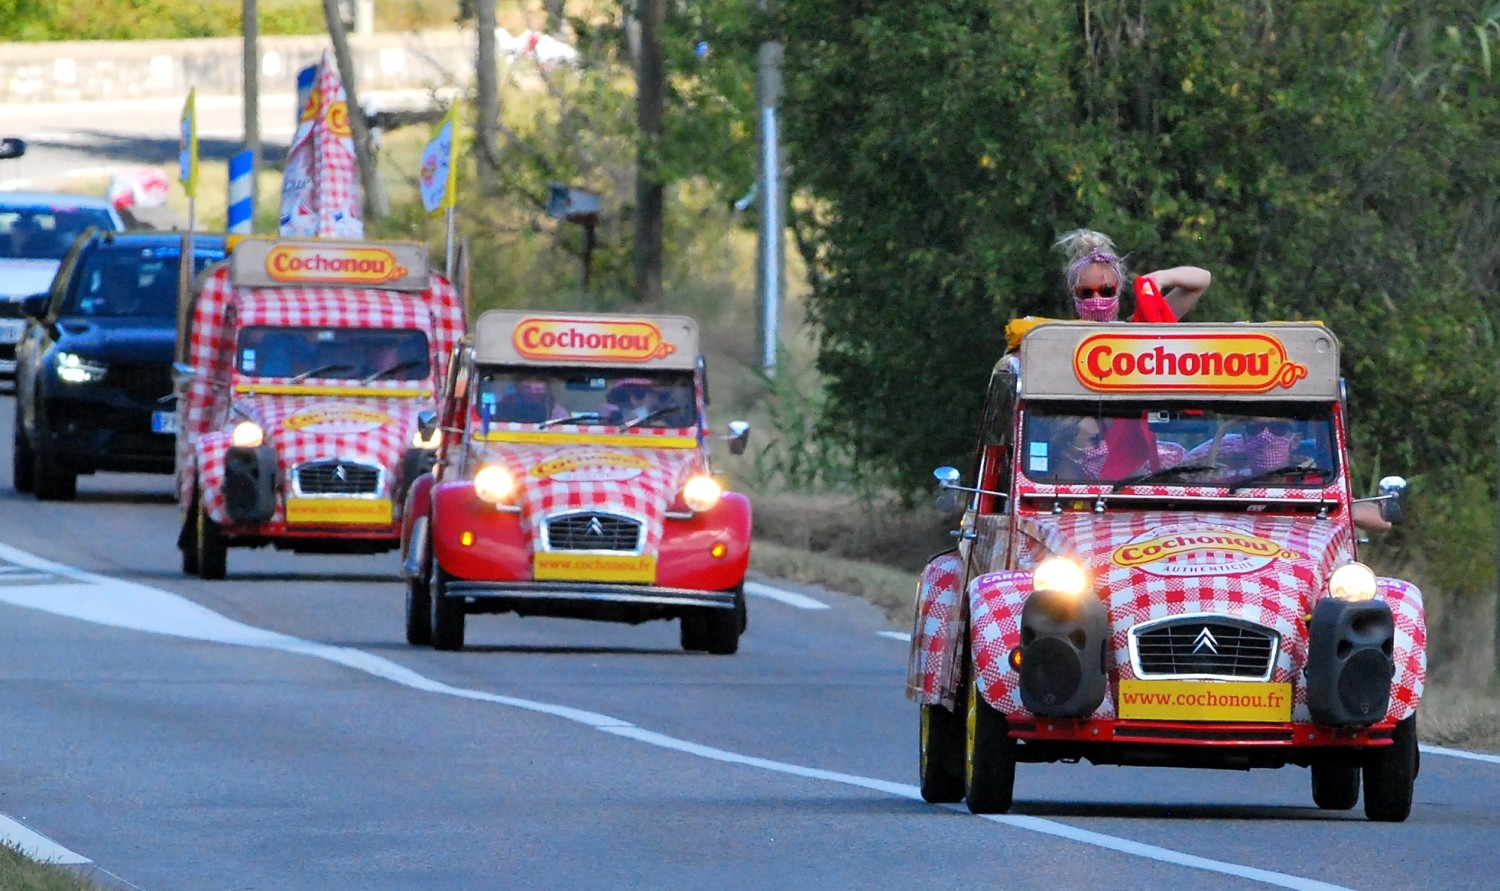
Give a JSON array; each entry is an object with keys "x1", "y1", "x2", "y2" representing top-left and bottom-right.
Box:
[
  {"x1": 751, "y1": 541, "x2": 920, "y2": 622},
  {"x1": 0, "y1": 843, "x2": 103, "y2": 890}
]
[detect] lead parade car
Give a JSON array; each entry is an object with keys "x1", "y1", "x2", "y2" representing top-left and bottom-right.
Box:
[
  {"x1": 400, "y1": 310, "x2": 752, "y2": 653},
  {"x1": 909, "y1": 320, "x2": 1423, "y2": 821}
]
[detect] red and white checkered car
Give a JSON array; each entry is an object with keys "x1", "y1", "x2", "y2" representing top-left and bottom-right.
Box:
[
  {"x1": 908, "y1": 320, "x2": 1422, "y2": 822},
  {"x1": 399, "y1": 310, "x2": 753, "y2": 655}
]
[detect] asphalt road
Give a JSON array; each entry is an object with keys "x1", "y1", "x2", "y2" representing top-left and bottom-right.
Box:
[{"x1": 3, "y1": 107, "x2": 1500, "y2": 891}]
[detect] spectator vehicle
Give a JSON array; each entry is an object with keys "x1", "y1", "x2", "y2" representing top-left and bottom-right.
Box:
[
  {"x1": 12, "y1": 231, "x2": 226, "y2": 500},
  {"x1": 909, "y1": 320, "x2": 1422, "y2": 821},
  {"x1": 175, "y1": 236, "x2": 464, "y2": 579},
  {"x1": 401, "y1": 310, "x2": 752, "y2": 653},
  {"x1": 0, "y1": 192, "x2": 126, "y2": 380}
]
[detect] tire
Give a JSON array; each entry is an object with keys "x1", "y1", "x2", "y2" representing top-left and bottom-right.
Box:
[
  {"x1": 12, "y1": 417, "x2": 34, "y2": 494},
  {"x1": 405, "y1": 573, "x2": 433, "y2": 646},
  {"x1": 964, "y1": 671, "x2": 1017, "y2": 814},
  {"x1": 179, "y1": 493, "x2": 200, "y2": 576},
  {"x1": 1363, "y1": 714, "x2": 1418, "y2": 822},
  {"x1": 920, "y1": 702, "x2": 967, "y2": 804},
  {"x1": 680, "y1": 587, "x2": 744, "y2": 655},
  {"x1": 196, "y1": 495, "x2": 228, "y2": 580},
  {"x1": 31, "y1": 416, "x2": 76, "y2": 501},
  {"x1": 1311, "y1": 764, "x2": 1361, "y2": 810},
  {"x1": 430, "y1": 565, "x2": 466, "y2": 651}
]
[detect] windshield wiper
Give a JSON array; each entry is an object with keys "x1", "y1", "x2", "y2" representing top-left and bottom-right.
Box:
[
  {"x1": 1227, "y1": 464, "x2": 1332, "y2": 493},
  {"x1": 291, "y1": 363, "x2": 354, "y2": 382},
  {"x1": 362, "y1": 360, "x2": 425, "y2": 383},
  {"x1": 1110, "y1": 463, "x2": 1219, "y2": 492},
  {"x1": 624, "y1": 405, "x2": 684, "y2": 429},
  {"x1": 538, "y1": 411, "x2": 604, "y2": 429}
]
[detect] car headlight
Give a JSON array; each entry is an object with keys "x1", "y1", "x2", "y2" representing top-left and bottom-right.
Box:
[
  {"x1": 1032, "y1": 557, "x2": 1088, "y2": 597},
  {"x1": 411, "y1": 427, "x2": 442, "y2": 450},
  {"x1": 682, "y1": 475, "x2": 723, "y2": 512},
  {"x1": 231, "y1": 421, "x2": 265, "y2": 448},
  {"x1": 474, "y1": 465, "x2": 516, "y2": 504},
  {"x1": 55, "y1": 351, "x2": 107, "y2": 384},
  {"x1": 1328, "y1": 562, "x2": 1377, "y2": 602}
]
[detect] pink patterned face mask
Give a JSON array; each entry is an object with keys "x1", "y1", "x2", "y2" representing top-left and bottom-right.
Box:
[
  {"x1": 1079, "y1": 442, "x2": 1110, "y2": 478},
  {"x1": 1074, "y1": 296, "x2": 1119, "y2": 322},
  {"x1": 1247, "y1": 427, "x2": 1295, "y2": 474}
]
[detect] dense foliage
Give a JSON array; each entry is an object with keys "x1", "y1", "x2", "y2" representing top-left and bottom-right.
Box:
[{"x1": 776, "y1": 1, "x2": 1500, "y2": 498}]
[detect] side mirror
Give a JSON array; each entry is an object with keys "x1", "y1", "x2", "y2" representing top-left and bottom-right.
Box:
[
  {"x1": 1377, "y1": 475, "x2": 1407, "y2": 524},
  {"x1": 933, "y1": 466, "x2": 961, "y2": 487},
  {"x1": 19, "y1": 293, "x2": 49, "y2": 320},
  {"x1": 726, "y1": 420, "x2": 750, "y2": 456},
  {"x1": 417, "y1": 409, "x2": 439, "y2": 440},
  {"x1": 0, "y1": 137, "x2": 25, "y2": 160}
]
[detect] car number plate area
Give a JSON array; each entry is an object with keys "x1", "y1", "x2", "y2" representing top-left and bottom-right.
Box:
[
  {"x1": 0, "y1": 318, "x2": 24, "y2": 344},
  {"x1": 285, "y1": 498, "x2": 393, "y2": 525},
  {"x1": 534, "y1": 552, "x2": 657, "y2": 584},
  {"x1": 151, "y1": 410, "x2": 178, "y2": 434},
  {"x1": 1118, "y1": 680, "x2": 1293, "y2": 722}
]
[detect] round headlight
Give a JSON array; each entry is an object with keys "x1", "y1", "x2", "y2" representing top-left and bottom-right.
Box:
[
  {"x1": 474, "y1": 465, "x2": 516, "y2": 504},
  {"x1": 231, "y1": 421, "x2": 264, "y2": 448},
  {"x1": 411, "y1": 427, "x2": 442, "y2": 450},
  {"x1": 1031, "y1": 557, "x2": 1088, "y2": 597},
  {"x1": 1328, "y1": 562, "x2": 1377, "y2": 602},
  {"x1": 682, "y1": 475, "x2": 723, "y2": 512}
]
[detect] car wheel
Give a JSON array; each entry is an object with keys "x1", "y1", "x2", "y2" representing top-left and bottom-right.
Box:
[
  {"x1": 179, "y1": 491, "x2": 200, "y2": 576},
  {"x1": 920, "y1": 702, "x2": 967, "y2": 804},
  {"x1": 964, "y1": 670, "x2": 1016, "y2": 814},
  {"x1": 1311, "y1": 763, "x2": 1360, "y2": 810},
  {"x1": 430, "y1": 565, "x2": 465, "y2": 651},
  {"x1": 12, "y1": 416, "x2": 34, "y2": 493},
  {"x1": 196, "y1": 495, "x2": 228, "y2": 580},
  {"x1": 1363, "y1": 714, "x2": 1418, "y2": 822},
  {"x1": 31, "y1": 415, "x2": 76, "y2": 501},
  {"x1": 681, "y1": 587, "x2": 744, "y2": 655},
  {"x1": 405, "y1": 568, "x2": 433, "y2": 647}
]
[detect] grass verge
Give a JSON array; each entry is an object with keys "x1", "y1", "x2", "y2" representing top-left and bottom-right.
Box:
[{"x1": 0, "y1": 843, "x2": 99, "y2": 890}]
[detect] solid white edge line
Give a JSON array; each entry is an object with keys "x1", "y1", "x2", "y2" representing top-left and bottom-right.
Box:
[
  {"x1": 0, "y1": 813, "x2": 90, "y2": 866},
  {"x1": 877, "y1": 630, "x2": 912, "y2": 642},
  {"x1": 743, "y1": 580, "x2": 829, "y2": 610},
  {"x1": 1421, "y1": 743, "x2": 1500, "y2": 764}
]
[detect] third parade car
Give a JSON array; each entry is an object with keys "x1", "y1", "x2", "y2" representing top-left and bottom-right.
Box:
[
  {"x1": 401, "y1": 310, "x2": 752, "y2": 653},
  {"x1": 909, "y1": 320, "x2": 1422, "y2": 821}
]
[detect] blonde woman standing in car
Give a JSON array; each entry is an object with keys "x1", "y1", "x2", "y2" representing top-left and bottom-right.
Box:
[{"x1": 1054, "y1": 228, "x2": 1212, "y2": 322}]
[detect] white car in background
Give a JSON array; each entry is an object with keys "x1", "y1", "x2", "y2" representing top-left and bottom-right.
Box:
[{"x1": 0, "y1": 191, "x2": 126, "y2": 380}]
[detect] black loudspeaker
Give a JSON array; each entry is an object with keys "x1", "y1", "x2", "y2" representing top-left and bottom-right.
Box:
[
  {"x1": 223, "y1": 445, "x2": 277, "y2": 523},
  {"x1": 1018, "y1": 587, "x2": 1108, "y2": 718},
  {"x1": 1305, "y1": 597, "x2": 1395, "y2": 726}
]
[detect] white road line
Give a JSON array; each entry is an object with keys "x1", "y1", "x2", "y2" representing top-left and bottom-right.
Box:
[
  {"x1": 743, "y1": 580, "x2": 829, "y2": 610},
  {"x1": 0, "y1": 812, "x2": 90, "y2": 866},
  {"x1": 877, "y1": 630, "x2": 911, "y2": 642},
  {"x1": 0, "y1": 542, "x2": 1487, "y2": 889},
  {"x1": 1421, "y1": 744, "x2": 1500, "y2": 764}
]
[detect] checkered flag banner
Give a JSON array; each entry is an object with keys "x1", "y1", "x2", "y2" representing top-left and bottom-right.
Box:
[{"x1": 279, "y1": 49, "x2": 363, "y2": 239}]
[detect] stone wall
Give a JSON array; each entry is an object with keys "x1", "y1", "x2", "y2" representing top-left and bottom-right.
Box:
[{"x1": 0, "y1": 29, "x2": 475, "y2": 103}]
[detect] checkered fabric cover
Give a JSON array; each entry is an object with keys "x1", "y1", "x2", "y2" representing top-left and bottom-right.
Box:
[
  {"x1": 906, "y1": 551, "x2": 963, "y2": 707},
  {"x1": 280, "y1": 52, "x2": 362, "y2": 239},
  {"x1": 967, "y1": 512, "x2": 1424, "y2": 723},
  {"x1": 473, "y1": 442, "x2": 709, "y2": 558},
  {"x1": 177, "y1": 264, "x2": 465, "y2": 517}
]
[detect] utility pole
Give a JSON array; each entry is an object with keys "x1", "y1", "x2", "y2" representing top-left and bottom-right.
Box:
[
  {"x1": 242, "y1": 0, "x2": 260, "y2": 219},
  {"x1": 633, "y1": 0, "x2": 665, "y2": 305},
  {"x1": 755, "y1": 8, "x2": 784, "y2": 376}
]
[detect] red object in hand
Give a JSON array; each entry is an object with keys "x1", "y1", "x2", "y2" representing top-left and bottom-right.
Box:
[{"x1": 1131, "y1": 275, "x2": 1177, "y2": 323}]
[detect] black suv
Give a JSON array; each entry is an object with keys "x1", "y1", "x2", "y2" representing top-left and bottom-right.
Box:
[{"x1": 13, "y1": 230, "x2": 227, "y2": 500}]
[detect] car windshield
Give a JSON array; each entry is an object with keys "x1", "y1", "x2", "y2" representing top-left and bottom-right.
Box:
[
  {"x1": 236, "y1": 327, "x2": 432, "y2": 382},
  {"x1": 62, "y1": 246, "x2": 224, "y2": 317},
  {"x1": 1021, "y1": 401, "x2": 1339, "y2": 488},
  {"x1": 474, "y1": 368, "x2": 697, "y2": 428},
  {"x1": 0, "y1": 207, "x2": 118, "y2": 261}
]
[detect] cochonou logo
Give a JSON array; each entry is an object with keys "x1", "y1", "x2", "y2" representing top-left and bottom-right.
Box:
[{"x1": 1110, "y1": 526, "x2": 1301, "y2": 577}]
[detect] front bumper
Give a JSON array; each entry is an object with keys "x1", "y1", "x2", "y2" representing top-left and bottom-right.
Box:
[
  {"x1": 38, "y1": 396, "x2": 175, "y2": 472},
  {"x1": 444, "y1": 579, "x2": 739, "y2": 610}
]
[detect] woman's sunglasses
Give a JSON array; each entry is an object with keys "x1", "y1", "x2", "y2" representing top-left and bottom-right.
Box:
[{"x1": 1073, "y1": 284, "x2": 1119, "y2": 299}]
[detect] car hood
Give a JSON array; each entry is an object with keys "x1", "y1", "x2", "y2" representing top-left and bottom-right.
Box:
[
  {"x1": 1017, "y1": 511, "x2": 1357, "y2": 631},
  {"x1": 0, "y1": 259, "x2": 60, "y2": 301},
  {"x1": 477, "y1": 441, "x2": 706, "y2": 554},
  {"x1": 238, "y1": 395, "x2": 429, "y2": 496},
  {"x1": 52, "y1": 316, "x2": 177, "y2": 362}
]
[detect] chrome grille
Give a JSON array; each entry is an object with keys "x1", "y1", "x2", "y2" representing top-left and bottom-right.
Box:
[
  {"x1": 543, "y1": 512, "x2": 643, "y2": 552},
  {"x1": 293, "y1": 459, "x2": 381, "y2": 495},
  {"x1": 1129, "y1": 615, "x2": 1279, "y2": 681}
]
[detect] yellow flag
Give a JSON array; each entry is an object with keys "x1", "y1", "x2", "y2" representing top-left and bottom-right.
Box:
[
  {"x1": 179, "y1": 87, "x2": 199, "y2": 199},
  {"x1": 419, "y1": 100, "x2": 460, "y2": 215}
]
